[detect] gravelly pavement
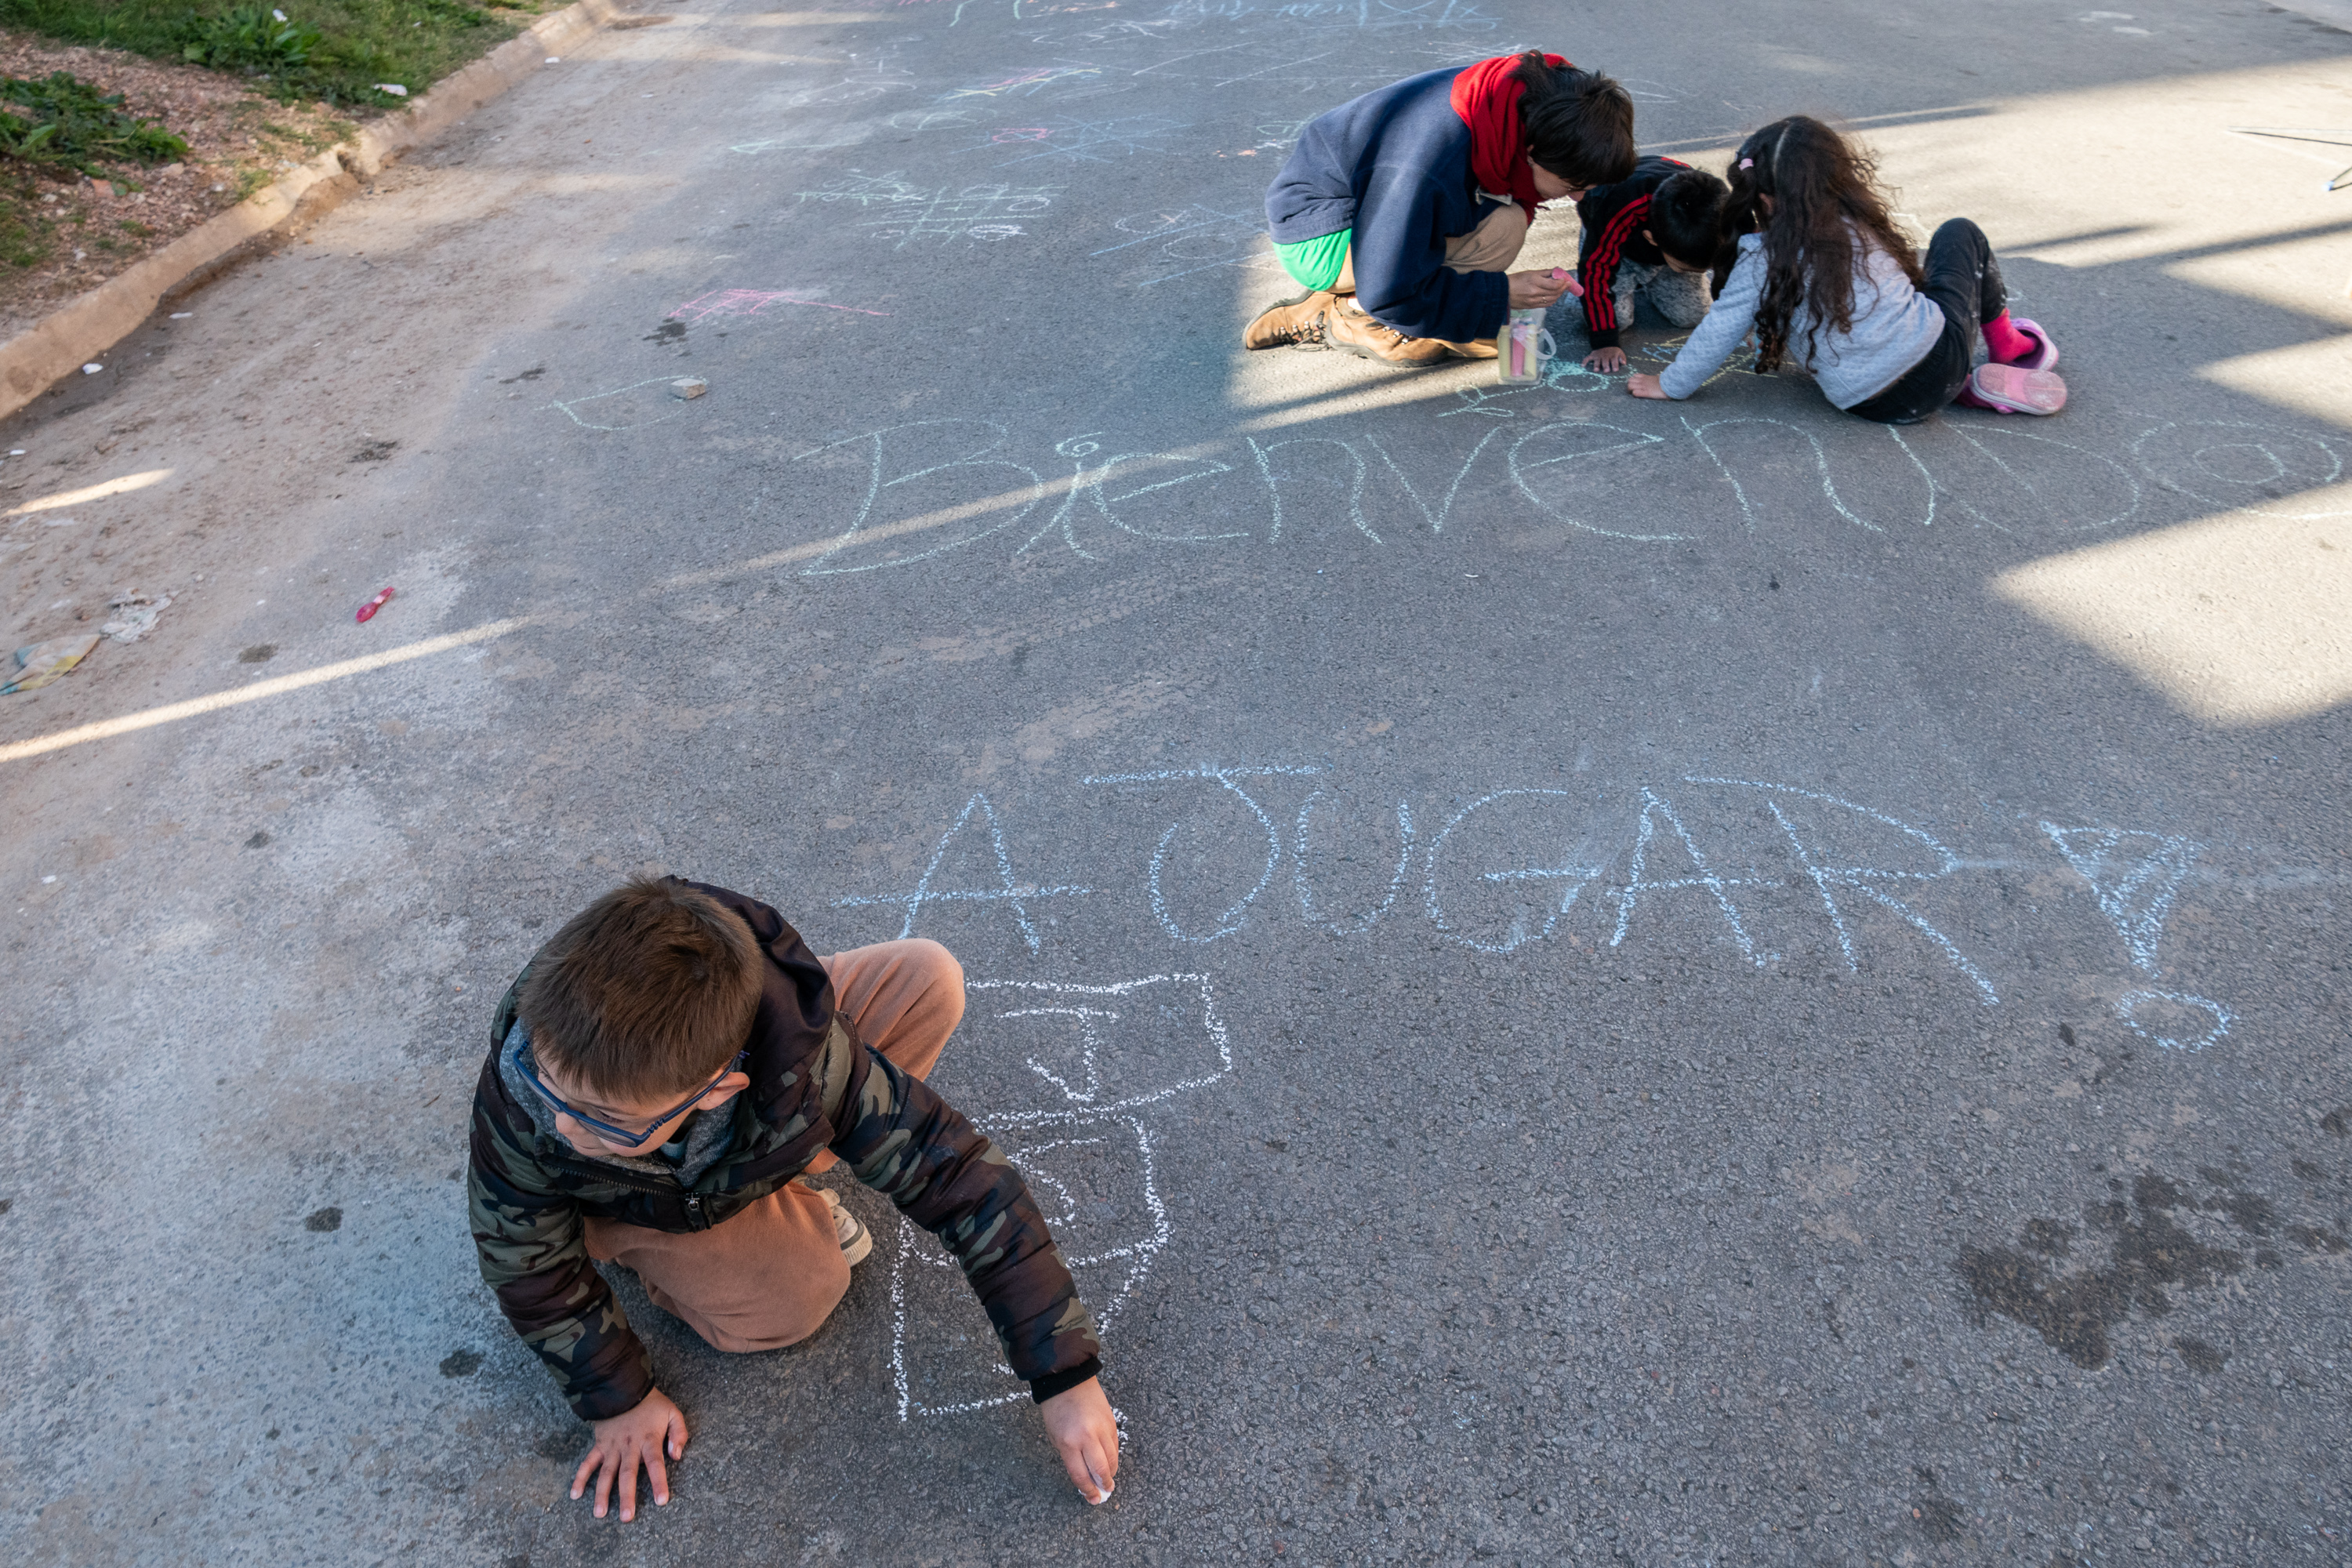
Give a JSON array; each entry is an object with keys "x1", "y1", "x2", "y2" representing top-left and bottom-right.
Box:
[{"x1": 2, "y1": 2, "x2": 2350, "y2": 1565}]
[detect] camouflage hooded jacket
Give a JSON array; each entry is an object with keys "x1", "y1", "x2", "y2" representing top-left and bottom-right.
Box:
[{"x1": 466, "y1": 880, "x2": 1102, "y2": 1421}]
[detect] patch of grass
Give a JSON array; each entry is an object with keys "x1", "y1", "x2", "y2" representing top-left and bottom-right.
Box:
[
  {"x1": 0, "y1": 198, "x2": 48, "y2": 268},
  {"x1": 0, "y1": 71, "x2": 187, "y2": 176},
  {"x1": 115, "y1": 216, "x2": 151, "y2": 234},
  {"x1": 0, "y1": 0, "x2": 520, "y2": 106}
]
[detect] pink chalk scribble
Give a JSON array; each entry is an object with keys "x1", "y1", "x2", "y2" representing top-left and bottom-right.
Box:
[
  {"x1": 668, "y1": 289, "x2": 889, "y2": 321},
  {"x1": 993, "y1": 128, "x2": 1054, "y2": 143}
]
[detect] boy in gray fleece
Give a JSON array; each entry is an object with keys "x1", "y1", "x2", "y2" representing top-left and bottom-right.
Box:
[{"x1": 1629, "y1": 116, "x2": 2066, "y2": 421}]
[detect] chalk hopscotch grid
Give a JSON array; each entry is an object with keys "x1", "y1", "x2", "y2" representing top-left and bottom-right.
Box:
[
  {"x1": 887, "y1": 1118, "x2": 1168, "y2": 1419},
  {"x1": 887, "y1": 973, "x2": 1229, "y2": 1420}
]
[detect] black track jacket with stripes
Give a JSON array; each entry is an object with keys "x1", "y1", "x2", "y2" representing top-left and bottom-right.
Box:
[{"x1": 1574, "y1": 156, "x2": 1691, "y2": 350}]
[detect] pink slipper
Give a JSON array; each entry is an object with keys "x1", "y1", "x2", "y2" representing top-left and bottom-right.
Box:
[
  {"x1": 2007, "y1": 318, "x2": 2059, "y2": 372},
  {"x1": 1958, "y1": 361, "x2": 2067, "y2": 416}
]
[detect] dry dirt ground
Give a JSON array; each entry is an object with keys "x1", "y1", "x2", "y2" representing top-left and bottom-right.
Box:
[{"x1": 0, "y1": 30, "x2": 361, "y2": 333}]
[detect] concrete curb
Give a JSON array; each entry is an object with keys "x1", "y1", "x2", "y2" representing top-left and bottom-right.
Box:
[{"x1": 0, "y1": 0, "x2": 624, "y2": 422}]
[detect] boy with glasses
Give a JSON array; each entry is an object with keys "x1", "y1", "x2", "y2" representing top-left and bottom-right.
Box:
[{"x1": 467, "y1": 876, "x2": 1116, "y2": 1521}]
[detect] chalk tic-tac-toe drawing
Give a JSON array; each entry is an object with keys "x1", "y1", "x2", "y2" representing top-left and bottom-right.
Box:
[
  {"x1": 1094, "y1": 203, "x2": 1281, "y2": 286},
  {"x1": 967, "y1": 114, "x2": 1190, "y2": 166},
  {"x1": 887, "y1": 974, "x2": 1232, "y2": 1420},
  {"x1": 792, "y1": 171, "x2": 1060, "y2": 247},
  {"x1": 668, "y1": 288, "x2": 888, "y2": 321}
]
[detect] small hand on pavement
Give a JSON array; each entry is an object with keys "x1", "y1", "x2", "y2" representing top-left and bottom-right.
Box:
[
  {"x1": 1626, "y1": 372, "x2": 1671, "y2": 400},
  {"x1": 574, "y1": 1386, "x2": 688, "y2": 1522},
  {"x1": 1584, "y1": 345, "x2": 1628, "y2": 374},
  {"x1": 1040, "y1": 1377, "x2": 1120, "y2": 1504}
]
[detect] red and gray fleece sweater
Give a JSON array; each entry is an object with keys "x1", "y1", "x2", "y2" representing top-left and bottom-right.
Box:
[
  {"x1": 465, "y1": 880, "x2": 1102, "y2": 1421},
  {"x1": 1574, "y1": 155, "x2": 1691, "y2": 350}
]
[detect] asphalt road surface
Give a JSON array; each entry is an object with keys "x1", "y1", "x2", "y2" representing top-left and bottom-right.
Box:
[{"x1": 3, "y1": 1, "x2": 2350, "y2": 1564}]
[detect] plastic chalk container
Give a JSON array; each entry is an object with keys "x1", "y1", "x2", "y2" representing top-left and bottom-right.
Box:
[{"x1": 1498, "y1": 307, "x2": 1555, "y2": 385}]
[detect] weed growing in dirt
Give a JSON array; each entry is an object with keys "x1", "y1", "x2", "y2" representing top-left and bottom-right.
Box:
[
  {"x1": 0, "y1": 71, "x2": 187, "y2": 177},
  {"x1": 181, "y1": 5, "x2": 322, "y2": 74}
]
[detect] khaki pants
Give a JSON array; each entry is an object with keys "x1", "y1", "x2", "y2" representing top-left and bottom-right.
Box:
[
  {"x1": 1334, "y1": 201, "x2": 1529, "y2": 296},
  {"x1": 583, "y1": 938, "x2": 965, "y2": 1354}
]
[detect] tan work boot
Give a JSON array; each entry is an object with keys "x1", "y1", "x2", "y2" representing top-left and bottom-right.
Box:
[
  {"x1": 1323, "y1": 299, "x2": 1450, "y2": 367},
  {"x1": 1443, "y1": 338, "x2": 1499, "y2": 361},
  {"x1": 1244, "y1": 290, "x2": 1334, "y2": 350}
]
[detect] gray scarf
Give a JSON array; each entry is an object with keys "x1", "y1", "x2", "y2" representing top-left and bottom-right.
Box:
[{"x1": 499, "y1": 1018, "x2": 740, "y2": 1187}]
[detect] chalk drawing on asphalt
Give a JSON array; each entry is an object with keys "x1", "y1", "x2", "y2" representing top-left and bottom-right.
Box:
[
  {"x1": 2114, "y1": 989, "x2": 2232, "y2": 1053},
  {"x1": 2040, "y1": 823, "x2": 2201, "y2": 974},
  {"x1": 791, "y1": 171, "x2": 1060, "y2": 246},
  {"x1": 2131, "y1": 420, "x2": 2351, "y2": 519},
  {"x1": 943, "y1": 62, "x2": 1105, "y2": 99},
  {"x1": 1422, "y1": 789, "x2": 1602, "y2": 954},
  {"x1": 1094, "y1": 203, "x2": 1279, "y2": 286},
  {"x1": 1087, "y1": 765, "x2": 1328, "y2": 942},
  {"x1": 889, "y1": 973, "x2": 1230, "y2": 1420},
  {"x1": 791, "y1": 419, "x2": 1046, "y2": 575},
  {"x1": 1689, "y1": 778, "x2": 1998, "y2": 1004},
  {"x1": 670, "y1": 288, "x2": 889, "y2": 321},
  {"x1": 549, "y1": 377, "x2": 693, "y2": 431},
  {"x1": 832, "y1": 790, "x2": 1088, "y2": 953},
  {"x1": 967, "y1": 114, "x2": 1192, "y2": 165},
  {"x1": 1018, "y1": 436, "x2": 1243, "y2": 558}
]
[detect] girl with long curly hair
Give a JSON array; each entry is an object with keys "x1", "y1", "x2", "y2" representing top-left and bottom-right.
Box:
[{"x1": 1628, "y1": 115, "x2": 2065, "y2": 419}]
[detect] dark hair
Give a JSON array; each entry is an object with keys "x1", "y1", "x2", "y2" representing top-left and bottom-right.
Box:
[
  {"x1": 1515, "y1": 53, "x2": 1636, "y2": 191},
  {"x1": 1646, "y1": 168, "x2": 1730, "y2": 268},
  {"x1": 521, "y1": 877, "x2": 766, "y2": 1101},
  {"x1": 1723, "y1": 115, "x2": 1922, "y2": 373}
]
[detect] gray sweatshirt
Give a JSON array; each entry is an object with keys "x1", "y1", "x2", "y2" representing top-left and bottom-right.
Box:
[{"x1": 1658, "y1": 231, "x2": 1943, "y2": 407}]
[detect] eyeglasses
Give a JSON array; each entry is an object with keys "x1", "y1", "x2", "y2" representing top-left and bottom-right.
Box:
[{"x1": 516, "y1": 1044, "x2": 749, "y2": 1149}]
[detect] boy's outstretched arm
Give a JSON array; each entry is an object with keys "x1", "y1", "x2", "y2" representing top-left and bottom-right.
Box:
[
  {"x1": 1040, "y1": 1377, "x2": 1120, "y2": 1503},
  {"x1": 821, "y1": 1043, "x2": 1110, "y2": 1498}
]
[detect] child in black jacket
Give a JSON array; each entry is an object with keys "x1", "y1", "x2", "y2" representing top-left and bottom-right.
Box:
[{"x1": 1576, "y1": 157, "x2": 1729, "y2": 372}]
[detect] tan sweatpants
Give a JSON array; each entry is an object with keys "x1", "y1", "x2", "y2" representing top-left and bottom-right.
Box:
[
  {"x1": 1334, "y1": 201, "x2": 1530, "y2": 294},
  {"x1": 583, "y1": 938, "x2": 965, "y2": 1353}
]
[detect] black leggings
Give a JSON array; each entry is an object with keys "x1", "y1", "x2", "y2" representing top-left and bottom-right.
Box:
[{"x1": 1847, "y1": 218, "x2": 2008, "y2": 426}]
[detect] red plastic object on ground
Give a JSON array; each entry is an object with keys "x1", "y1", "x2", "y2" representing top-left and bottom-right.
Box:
[{"x1": 356, "y1": 586, "x2": 395, "y2": 623}]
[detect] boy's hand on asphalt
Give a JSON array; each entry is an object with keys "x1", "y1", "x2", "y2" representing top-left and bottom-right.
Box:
[
  {"x1": 1584, "y1": 346, "x2": 1628, "y2": 374},
  {"x1": 1506, "y1": 268, "x2": 1577, "y2": 309},
  {"x1": 1626, "y1": 372, "x2": 1670, "y2": 400},
  {"x1": 1040, "y1": 1377, "x2": 1120, "y2": 1504},
  {"x1": 574, "y1": 1386, "x2": 688, "y2": 1522}
]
